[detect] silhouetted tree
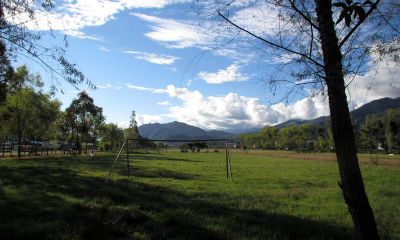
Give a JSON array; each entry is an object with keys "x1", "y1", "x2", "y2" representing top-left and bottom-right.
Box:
[{"x1": 197, "y1": 0, "x2": 399, "y2": 238}]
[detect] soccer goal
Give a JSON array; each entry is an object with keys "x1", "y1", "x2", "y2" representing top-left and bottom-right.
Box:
[{"x1": 105, "y1": 138, "x2": 236, "y2": 183}]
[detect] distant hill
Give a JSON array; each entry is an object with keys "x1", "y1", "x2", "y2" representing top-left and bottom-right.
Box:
[
  {"x1": 274, "y1": 97, "x2": 400, "y2": 129},
  {"x1": 138, "y1": 121, "x2": 234, "y2": 140}
]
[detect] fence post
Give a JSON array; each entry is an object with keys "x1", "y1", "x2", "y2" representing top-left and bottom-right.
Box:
[
  {"x1": 127, "y1": 139, "x2": 130, "y2": 177},
  {"x1": 225, "y1": 141, "x2": 228, "y2": 179}
]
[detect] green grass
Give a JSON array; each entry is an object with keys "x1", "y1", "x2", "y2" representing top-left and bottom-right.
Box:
[{"x1": 0, "y1": 150, "x2": 399, "y2": 239}]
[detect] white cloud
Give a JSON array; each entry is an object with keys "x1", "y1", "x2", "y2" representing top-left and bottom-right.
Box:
[
  {"x1": 230, "y1": 2, "x2": 280, "y2": 37},
  {"x1": 99, "y1": 46, "x2": 110, "y2": 52},
  {"x1": 157, "y1": 101, "x2": 172, "y2": 106},
  {"x1": 96, "y1": 83, "x2": 121, "y2": 90},
  {"x1": 117, "y1": 121, "x2": 130, "y2": 129},
  {"x1": 124, "y1": 50, "x2": 179, "y2": 65},
  {"x1": 270, "y1": 53, "x2": 299, "y2": 64},
  {"x1": 198, "y1": 64, "x2": 249, "y2": 84},
  {"x1": 136, "y1": 114, "x2": 163, "y2": 126},
  {"x1": 132, "y1": 13, "x2": 208, "y2": 49},
  {"x1": 117, "y1": 114, "x2": 163, "y2": 128},
  {"x1": 126, "y1": 83, "x2": 166, "y2": 93},
  {"x1": 7, "y1": 0, "x2": 191, "y2": 40},
  {"x1": 346, "y1": 58, "x2": 400, "y2": 109},
  {"x1": 126, "y1": 83, "x2": 330, "y2": 131}
]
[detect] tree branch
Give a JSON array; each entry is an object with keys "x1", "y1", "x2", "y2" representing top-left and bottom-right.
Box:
[
  {"x1": 289, "y1": 0, "x2": 320, "y2": 31},
  {"x1": 338, "y1": 0, "x2": 381, "y2": 48},
  {"x1": 217, "y1": 11, "x2": 324, "y2": 68}
]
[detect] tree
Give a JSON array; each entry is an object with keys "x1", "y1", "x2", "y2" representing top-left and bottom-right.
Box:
[
  {"x1": 259, "y1": 127, "x2": 278, "y2": 150},
  {"x1": 198, "y1": 0, "x2": 399, "y2": 238},
  {"x1": 0, "y1": 0, "x2": 93, "y2": 96},
  {"x1": 0, "y1": 69, "x2": 60, "y2": 158},
  {"x1": 125, "y1": 110, "x2": 140, "y2": 141},
  {"x1": 383, "y1": 108, "x2": 400, "y2": 153},
  {"x1": 130, "y1": 111, "x2": 139, "y2": 136},
  {"x1": 0, "y1": 65, "x2": 58, "y2": 158},
  {"x1": 99, "y1": 123, "x2": 125, "y2": 151},
  {"x1": 359, "y1": 114, "x2": 384, "y2": 149},
  {"x1": 63, "y1": 91, "x2": 104, "y2": 154}
]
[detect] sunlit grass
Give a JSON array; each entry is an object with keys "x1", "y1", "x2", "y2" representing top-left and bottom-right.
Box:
[{"x1": 0, "y1": 150, "x2": 399, "y2": 239}]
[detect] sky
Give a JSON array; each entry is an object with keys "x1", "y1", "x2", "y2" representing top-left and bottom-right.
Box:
[{"x1": 9, "y1": 0, "x2": 400, "y2": 132}]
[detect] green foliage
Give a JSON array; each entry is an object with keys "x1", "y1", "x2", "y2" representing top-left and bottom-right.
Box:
[
  {"x1": 99, "y1": 123, "x2": 124, "y2": 151},
  {"x1": 240, "y1": 124, "x2": 332, "y2": 152},
  {"x1": 63, "y1": 91, "x2": 105, "y2": 148},
  {"x1": 359, "y1": 108, "x2": 400, "y2": 152},
  {"x1": 359, "y1": 114, "x2": 384, "y2": 149},
  {"x1": 0, "y1": 66, "x2": 60, "y2": 148},
  {"x1": 240, "y1": 108, "x2": 400, "y2": 153}
]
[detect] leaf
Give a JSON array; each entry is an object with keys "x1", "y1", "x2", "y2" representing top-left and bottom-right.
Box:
[
  {"x1": 333, "y1": 2, "x2": 347, "y2": 8},
  {"x1": 336, "y1": 10, "x2": 346, "y2": 25},
  {"x1": 345, "y1": 0, "x2": 352, "y2": 5},
  {"x1": 354, "y1": 6, "x2": 366, "y2": 21},
  {"x1": 345, "y1": 13, "x2": 351, "y2": 27}
]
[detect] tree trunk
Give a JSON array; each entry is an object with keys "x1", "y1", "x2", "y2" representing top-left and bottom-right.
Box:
[{"x1": 315, "y1": 1, "x2": 379, "y2": 239}]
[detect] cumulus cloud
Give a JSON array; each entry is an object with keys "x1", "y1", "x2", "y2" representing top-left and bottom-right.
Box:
[
  {"x1": 198, "y1": 64, "x2": 249, "y2": 84},
  {"x1": 8, "y1": 0, "x2": 191, "y2": 40},
  {"x1": 345, "y1": 57, "x2": 400, "y2": 109},
  {"x1": 136, "y1": 114, "x2": 163, "y2": 126},
  {"x1": 124, "y1": 50, "x2": 179, "y2": 65},
  {"x1": 126, "y1": 83, "x2": 330, "y2": 130},
  {"x1": 117, "y1": 114, "x2": 163, "y2": 128}
]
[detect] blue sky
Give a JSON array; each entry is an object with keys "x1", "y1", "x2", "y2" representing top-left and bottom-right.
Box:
[{"x1": 11, "y1": 0, "x2": 400, "y2": 131}]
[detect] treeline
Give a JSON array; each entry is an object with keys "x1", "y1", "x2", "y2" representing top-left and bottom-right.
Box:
[
  {"x1": 0, "y1": 65, "x2": 135, "y2": 157},
  {"x1": 240, "y1": 108, "x2": 400, "y2": 153}
]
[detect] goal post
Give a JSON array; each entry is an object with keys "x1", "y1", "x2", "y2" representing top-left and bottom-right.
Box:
[{"x1": 105, "y1": 138, "x2": 236, "y2": 183}]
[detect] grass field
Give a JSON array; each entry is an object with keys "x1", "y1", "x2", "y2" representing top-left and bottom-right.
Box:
[{"x1": 0, "y1": 150, "x2": 399, "y2": 240}]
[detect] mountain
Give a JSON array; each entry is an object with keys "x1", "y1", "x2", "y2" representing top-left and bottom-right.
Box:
[
  {"x1": 274, "y1": 97, "x2": 400, "y2": 129},
  {"x1": 138, "y1": 121, "x2": 234, "y2": 140}
]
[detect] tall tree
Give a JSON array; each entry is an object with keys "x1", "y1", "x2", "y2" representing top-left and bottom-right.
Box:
[
  {"x1": 198, "y1": 0, "x2": 399, "y2": 238},
  {"x1": 125, "y1": 110, "x2": 140, "y2": 141},
  {"x1": 64, "y1": 91, "x2": 104, "y2": 153},
  {"x1": 0, "y1": 65, "x2": 50, "y2": 158},
  {"x1": 130, "y1": 110, "x2": 139, "y2": 136},
  {"x1": 0, "y1": 75, "x2": 60, "y2": 157}
]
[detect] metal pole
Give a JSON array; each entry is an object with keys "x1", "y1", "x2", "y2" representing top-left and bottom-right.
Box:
[
  {"x1": 105, "y1": 140, "x2": 126, "y2": 183},
  {"x1": 227, "y1": 147, "x2": 233, "y2": 182},
  {"x1": 127, "y1": 139, "x2": 130, "y2": 177},
  {"x1": 225, "y1": 141, "x2": 228, "y2": 179}
]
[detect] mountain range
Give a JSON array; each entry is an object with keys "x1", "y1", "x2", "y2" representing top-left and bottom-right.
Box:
[
  {"x1": 274, "y1": 97, "x2": 400, "y2": 129},
  {"x1": 138, "y1": 121, "x2": 234, "y2": 140},
  {"x1": 138, "y1": 97, "x2": 400, "y2": 139}
]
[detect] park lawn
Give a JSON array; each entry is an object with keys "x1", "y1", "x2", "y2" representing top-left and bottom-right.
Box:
[{"x1": 0, "y1": 150, "x2": 399, "y2": 240}]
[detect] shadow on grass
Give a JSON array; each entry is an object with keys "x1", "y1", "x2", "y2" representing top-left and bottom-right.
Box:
[
  {"x1": 131, "y1": 153, "x2": 201, "y2": 163},
  {"x1": 132, "y1": 168, "x2": 199, "y2": 180},
  {"x1": 0, "y1": 159, "x2": 354, "y2": 240}
]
